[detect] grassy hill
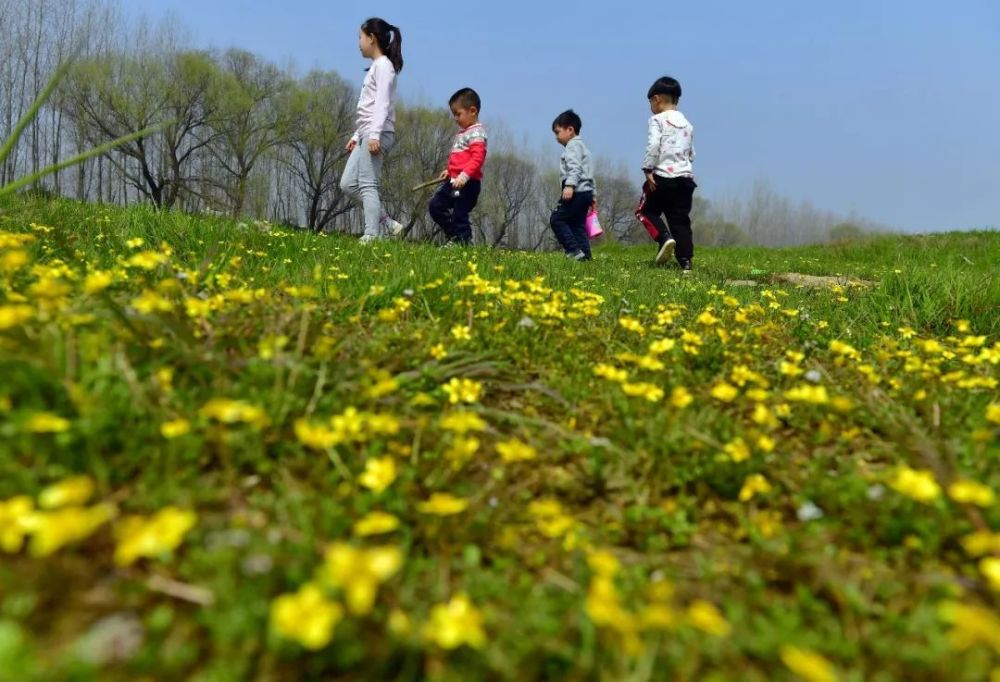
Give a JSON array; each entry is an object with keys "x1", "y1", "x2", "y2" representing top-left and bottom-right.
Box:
[{"x1": 0, "y1": 197, "x2": 998, "y2": 681}]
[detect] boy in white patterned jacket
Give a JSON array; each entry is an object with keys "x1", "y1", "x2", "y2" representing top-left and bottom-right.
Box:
[{"x1": 635, "y1": 76, "x2": 697, "y2": 271}]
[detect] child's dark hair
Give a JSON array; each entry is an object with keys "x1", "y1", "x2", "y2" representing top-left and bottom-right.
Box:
[
  {"x1": 647, "y1": 76, "x2": 682, "y2": 103},
  {"x1": 449, "y1": 87, "x2": 481, "y2": 112},
  {"x1": 361, "y1": 18, "x2": 403, "y2": 73},
  {"x1": 552, "y1": 109, "x2": 582, "y2": 133}
]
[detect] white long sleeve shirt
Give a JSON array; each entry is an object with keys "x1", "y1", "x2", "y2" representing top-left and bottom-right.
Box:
[
  {"x1": 642, "y1": 110, "x2": 695, "y2": 179},
  {"x1": 351, "y1": 56, "x2": 397, "y2": 142}
]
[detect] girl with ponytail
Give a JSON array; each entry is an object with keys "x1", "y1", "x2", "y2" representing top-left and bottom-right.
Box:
[{"x1": 339, "y1": 18, "x2": 405, "y2": 243}]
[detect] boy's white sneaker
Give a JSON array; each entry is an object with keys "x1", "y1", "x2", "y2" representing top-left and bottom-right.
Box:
[
  {"x1": 655, "y1": 238, "x2": 676, "y2": 265},
  {"x1": 359, "y1": 234, "x2": 381, "y2": 245}
]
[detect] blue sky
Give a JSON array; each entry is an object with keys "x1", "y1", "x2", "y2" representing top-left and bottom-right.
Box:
[{"x1": 128, "y1": 0, "x2": 999, "y2": 232}]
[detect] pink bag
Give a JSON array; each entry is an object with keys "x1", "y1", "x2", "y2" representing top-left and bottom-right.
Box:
[{"x1": 585, "y1": 207, "x2": 603, "y2": 239}]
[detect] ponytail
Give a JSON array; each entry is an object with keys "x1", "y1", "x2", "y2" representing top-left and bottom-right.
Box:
[{"x1": 361, "y1": 18, "x2": 404, "y2": 73}]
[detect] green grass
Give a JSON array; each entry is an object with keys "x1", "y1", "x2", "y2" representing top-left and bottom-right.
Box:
[{"x1": 0, "y1": 196, "x2": 998, "y2": 681}]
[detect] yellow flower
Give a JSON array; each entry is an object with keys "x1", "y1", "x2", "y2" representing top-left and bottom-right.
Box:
[
  {"x1": 593, "y1": 363, "x2": 629, "y2": 383},
  {"x1": 496, "y1": 439, "x2": 537, "y2": 463},
  {"x1": 0, "y1": 304, "x2": 34, "y2": 330},
  {"x1": 417, "y1": 493, "x2": 469, "y2": 516},
  {"x1": 586, "y1": 575, "x2": 634, "y2": 633},
  {"x1": 670, "y1": 386, "x2": 693, "y2": 409},
  {"x1": 353, "y1": 511, "x2": 401, "y2": 537},
  {"x1": 962, "y1": 531, "x2": 1000, "y2": 557},
  {"x1": 829, "y1": 339, "x2": 861, "y2": 360},
  {"x1": 948, "y1": 480, "x2": 995, "y2": 507},
  {"x1": 0, "y1": 249, "x2": 28, "y2": 270},
  {"x1": 131, "y1": 290, "x2": 173, "y2": 314},
  {"x1": 738, "y1": 474, "x2": 772, "y2": 502},
  {"x1": 440, "y1": 411, "x2": 487, "y2": 434},
  {"x1": 618, "y1": 317, "x2": 645, "y2": 334},
  {"x1": 126, "y1": 251, "x2": 168, "y2": 270},
  {"x1": 430, "y1": 343, "x2": 448, "y2": 360},
  {"x1": 528, "y1": 499, "x2": 577, "y2": 540},
  {"x1": 779, "y1": 645, "x2": 838, "y2": 682},
  {"x1": 442, "y1": 377, "x2": 483, "y2": 404},
  {"x1": 294, "y1": 419, "x2": 340, "y2": 450},
  {"x1": 446, "y1": 436, "x2": 481, "y2": 467},
  {"x1": 322, "y1": 543, "x2": 403, "y2": 615},
  {"x1": 26, "y1": 412, "x2": 70, "y2": 433},
  {"x1": 39, "y1": 476, "x2": 95, "y2": 509},
  {"x1": 83, "y1": 270, "x2": 114, "y2": 294},
  {"x1": 779, "y1": 361, "x2": 804, "y2": 377},
  {"x1": 648, "y1": 338, "x2": 676, "y2": 354},
  {"x1": 359, "y1": 457, "x2": 397, "y2": 494},
  {"x1": 160, "y1": 419, "x2": 191, "y2": 439},
  {"x1": 757, "y1": 434, "x2": 776, "y2": 453},
  {"x1": 587, "y1": 549, "x2": 620, "y2": 576},
  {"x1": 696, "y1": 310, "x2": 719, "y2": 326},
  {"x1": 889, "y1": 467, "x2": 941, "y2": 504},
  {"x1": 270, "y1": 582, "x2": 343, "y2": 650},
  {"x1": 987, "y1": 403, "x2": 1000, "y2": 425},
  {"x1": 724, "y1": 437, "x2": 751, "y2": 463},
  {"x1": 22, "y1": 504, "x2": 114, "y2": 557},
  {"x1": 981, "y1": 558, "x2": 1000, "y2": 592},
  {"x1": 0, "y1": 496, "x2": 34, "y2": 553},
  {"x1": 621, "y1": 382, "x2": 664, "y2": 402},
  {"x1": 114, "y1": 506, "x2": 197, "y2": 566},
  {"x1": 784, "y1": 385, "x2": 830, "y2": 405},
  {"x1": 200, "y1": 399, "x2": 268, "y2": 427},
  {"x1": 330, "y1": 407, "x2": 365, "y2": 441},
  {"x1": 450, "y1": 325, "x2": 472, "y2": 341},
  {"x1": 937, "y1": 600, "x2": 1000, "y2": 652},
  {"x1": 424, "y1": 593, "x2": 486, "y2": 650},
  {"x1": 686, "y1": 600, "x2": 731, "y2": 636},
  {"x1": 711, "y1": 382, "x2": 739, "y2": 403}
]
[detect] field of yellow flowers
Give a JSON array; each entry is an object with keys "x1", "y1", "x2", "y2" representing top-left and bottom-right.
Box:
[{"x1": 0, "y1": 197, "x2": 998, "y2": 681}]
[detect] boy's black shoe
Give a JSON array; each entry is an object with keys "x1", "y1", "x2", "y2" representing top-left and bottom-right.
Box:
[{"x1": 679, "y1": 259, "x2": 692, "y2": 273}]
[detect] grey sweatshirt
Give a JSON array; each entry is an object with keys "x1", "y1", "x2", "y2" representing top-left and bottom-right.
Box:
[{"x1": 560, "y1": 137, "x2": 595, "y2": 193}]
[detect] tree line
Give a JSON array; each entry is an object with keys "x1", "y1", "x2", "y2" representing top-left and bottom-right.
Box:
[{"x1": 0, "y1": 0, "x2": 888, "y2": 248}]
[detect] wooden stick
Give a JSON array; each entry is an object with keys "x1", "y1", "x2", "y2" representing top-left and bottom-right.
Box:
[{"x1": 411, "y1": 178, "x2": 445, "y2": 192}]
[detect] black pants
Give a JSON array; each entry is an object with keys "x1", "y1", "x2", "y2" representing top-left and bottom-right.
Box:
[
  {"x1": 429, "y1": 179, "x2": 481, "y2": 243},
  {"x1": 549, "y1": 189, "x2": 594, "y2": 258},
  {"x1": 635, "y1": 176, "x2": 696, "y2": 262}
]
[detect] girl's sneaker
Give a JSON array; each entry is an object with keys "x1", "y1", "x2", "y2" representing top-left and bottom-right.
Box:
[
  {"x1": 359, "y1": 234, "x2": 381, "y2": 245},
  {"x1": 382, "y1": 215, "x2": 405, "y2": 237},
  {"x1": 655, "y1": 238, "x2": 676, "y2": 265}
]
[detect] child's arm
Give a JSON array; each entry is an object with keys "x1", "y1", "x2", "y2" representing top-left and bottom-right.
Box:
[
  {"x1": 368, "y1": 60, "x2": 396, "y2": 153},
  {"x1": 562, "y1": 139, "x2": 584, "y2": 199},
  {"x1": 641, "y1": 116, "x2": 662, "y2": 189}
]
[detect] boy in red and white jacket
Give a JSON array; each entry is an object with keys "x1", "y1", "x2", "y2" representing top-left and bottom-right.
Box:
[{"x1": 429, "y1": 88, "x2": 487, "y2": 246}]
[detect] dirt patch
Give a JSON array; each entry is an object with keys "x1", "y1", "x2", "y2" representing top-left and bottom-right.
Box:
[{"x1": 725, "y1": 273, "x2": 874, "y2": 289}]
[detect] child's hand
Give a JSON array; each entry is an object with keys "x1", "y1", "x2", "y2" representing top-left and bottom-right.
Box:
[
  {"x1": 346, "y1": 138, "x2": 357, "y2": 152},
  {"x1": 451, "y1": 173, "x2": 468, "y2": 189},
  {"x1": 437, "y1": 170, "x2": 449, "y2": 181},
  {"x1": 562, "y1": 186, "x2": 575, "y2": 201},
  {"x1": 368, "y1": 138, "x2": 382, "y2": 155},
  {"x1": 645, "y1": 172, "x2": 657, "y2": 191}
]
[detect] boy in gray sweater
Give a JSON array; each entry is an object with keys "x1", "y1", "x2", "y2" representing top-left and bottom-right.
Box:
[{"x1": 549, "y1": 110, "x2": 595, "y2": 261}]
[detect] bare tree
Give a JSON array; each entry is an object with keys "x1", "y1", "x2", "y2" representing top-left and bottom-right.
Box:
[
  {"x1": 477, "y1": 153, "x2": 536, "y2": 247},
  {"x1": 205, "y1": 49, "x2": 293, "y2": 217},
  {"x1": 282, "y1": 70, "x2": 355, "y2": 231}
]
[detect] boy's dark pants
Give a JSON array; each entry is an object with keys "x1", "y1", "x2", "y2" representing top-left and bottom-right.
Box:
[
  {"x1": 635, "y1": 176, "x2": 697, "y2": 262},
  {"x1": 549, "y1": 189, "x2": 594, "y2": 258},
  {"x1": 429, "y1": 179, "x2": 481, "y2": 243}
]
